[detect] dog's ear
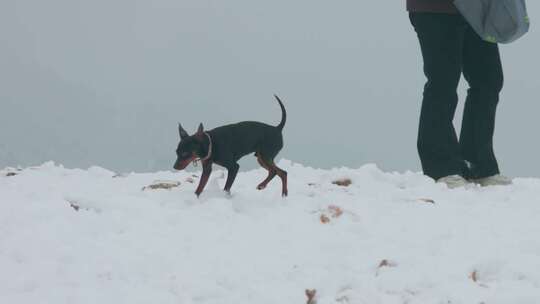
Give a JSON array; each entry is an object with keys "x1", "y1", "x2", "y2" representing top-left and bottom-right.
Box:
[
  {"x1": 178, "y1": 123, "x2": 189, "y2": 139},
  {"x1": 196, "y1": 123, "x2": 204, "y2": 136}
]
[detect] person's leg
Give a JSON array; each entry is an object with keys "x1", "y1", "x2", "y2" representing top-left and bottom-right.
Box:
[
  {"x1": 460, "y1": 24, "x2": 504, "y2": 179},
  {"x1": 410, "y1": 13, "x2": 467, "y2": 180}
]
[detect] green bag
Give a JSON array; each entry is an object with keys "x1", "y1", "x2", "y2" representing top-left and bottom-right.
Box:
[{"x1": 454, "y1": 0, "x2": 530, "y2": 43}]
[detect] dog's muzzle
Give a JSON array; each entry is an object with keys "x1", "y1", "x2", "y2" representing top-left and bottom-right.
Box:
[{"x1": 174, "y1": 158, "x2": 191, "y2": 170}]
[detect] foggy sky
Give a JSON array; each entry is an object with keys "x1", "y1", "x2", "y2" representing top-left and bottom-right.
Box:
[{"x1": 1, "y1": 0, "x2": 539, "y2": 177}]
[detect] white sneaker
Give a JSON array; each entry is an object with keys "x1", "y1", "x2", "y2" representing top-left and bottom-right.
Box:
[
  {"x1": 472, "y1": 174, "x2": 513, "y2": 187},
  {"x1": 437, "y1": 175, "x2": 469, "y2": 189}
]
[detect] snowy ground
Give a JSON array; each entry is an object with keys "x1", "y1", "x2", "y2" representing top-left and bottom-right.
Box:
[{"x1": 1, "y1": 161, "x2": 540, "y2": 304}]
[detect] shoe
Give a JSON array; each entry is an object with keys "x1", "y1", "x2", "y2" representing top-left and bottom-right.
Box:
[
  {"x1": 472, "y1": 174, "x2": 513, "y2": 187},
  {"x1": 437, "y1": 175, "x2": 469, "y2": 189}
]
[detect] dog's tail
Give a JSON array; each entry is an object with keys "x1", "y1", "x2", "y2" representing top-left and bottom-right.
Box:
[{"x1": 274, "y1": 94, "x2": 287, "y2": 131}]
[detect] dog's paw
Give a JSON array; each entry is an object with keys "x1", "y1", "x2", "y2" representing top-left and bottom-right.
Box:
[
  {"x1": 224, "y1": 190, "x2": 233, "y2": 198},
  {"x1": 256, "y1": 184, "x2": 266, "y2": 190}
]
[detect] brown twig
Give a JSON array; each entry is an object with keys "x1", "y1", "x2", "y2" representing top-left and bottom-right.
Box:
[
  {"x1": 376, "y1": 259, "x2": 397, "y2": 276},
  {"x1": 69, "y1": 202, "x2": 80, "y2": 211},
  {"x1": 142, "y1": 181, "x2": 181, "y2": 191},
  {"x1": 418, "y1": 198, "x2": 436, "y2": 204},
  {"x1": 332, "y1": 178, "x2": 352, "y2": 187},
  {"x1": 305, "y1": 289, "x2": 317, "y2": 304},
  {"x1": 470, "y1": 270, "x2": 478, "y2": 282},
  {"x1": 320, "y1": 214, "x2": 330, "y2": 224},
  {"x1": 328, "y1": 205, "x2": 344, "y2": 218}
]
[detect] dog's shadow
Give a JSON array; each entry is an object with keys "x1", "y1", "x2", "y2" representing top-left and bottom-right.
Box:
[{"x1": 192, "y1": 171, "x2": 284, "y2": 215}]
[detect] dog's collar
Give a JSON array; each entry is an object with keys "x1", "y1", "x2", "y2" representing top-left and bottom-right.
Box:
[
  {"x1": 192, "y1": 132, "x2": 212, "y2": 167},
  {"x1": 201, "y1": 132, "x2": 212, "y2": 161}
]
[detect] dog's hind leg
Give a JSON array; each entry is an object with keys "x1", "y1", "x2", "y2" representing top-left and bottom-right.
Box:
[
  {"x1": 272, "y1": 164, "x2": 288, "y2": 197},
  {"x1": 256, "y1": 155, "x2": 276, "y2": 190},
  {"x1": 257, "y1": 154, "x2": 287, "y2": 197}
]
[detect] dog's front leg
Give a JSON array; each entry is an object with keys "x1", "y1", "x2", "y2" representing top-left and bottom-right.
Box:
[
  {"x1": 223, "y1": 163, "x2": 240, "y2": 194},
  {"x1": 195, "y1": 161, "x2": 213, "y2": 197}
]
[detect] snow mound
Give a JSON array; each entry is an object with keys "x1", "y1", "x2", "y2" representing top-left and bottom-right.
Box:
[{"x1": 1, "y1": 161, "x2": 540, "y2": 304}]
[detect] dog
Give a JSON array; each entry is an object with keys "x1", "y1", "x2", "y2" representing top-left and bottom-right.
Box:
[{"x1": 174, "y1": 95, "x2": 288, "y2": 197}]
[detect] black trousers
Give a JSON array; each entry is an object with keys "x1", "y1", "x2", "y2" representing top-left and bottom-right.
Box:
[{"x1": 410, "y1": 13, "x2": 504, "y2": 180}]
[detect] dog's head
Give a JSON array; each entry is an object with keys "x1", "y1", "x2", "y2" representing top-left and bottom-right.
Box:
[{"x1": 173, "y1": 123, "x2": 206, "y2": 170}]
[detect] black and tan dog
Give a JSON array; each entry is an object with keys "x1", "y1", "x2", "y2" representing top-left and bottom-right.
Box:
[{"x1": 174, "y1": 95, "x2": 288, "y2": 197}]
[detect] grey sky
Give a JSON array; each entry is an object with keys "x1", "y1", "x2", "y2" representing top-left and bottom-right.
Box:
[{"x1": 1, "y1": 1, "x2": 539, "y2": 176}]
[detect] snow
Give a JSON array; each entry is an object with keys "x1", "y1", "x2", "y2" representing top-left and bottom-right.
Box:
[{"x1": 1, "y1": 161, "x2": 540, "y2": 304}]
